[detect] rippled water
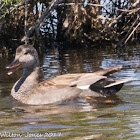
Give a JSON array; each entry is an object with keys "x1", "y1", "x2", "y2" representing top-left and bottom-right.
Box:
[{"x1": 0, "y1": 44, "x2": 140, "y2": 140}]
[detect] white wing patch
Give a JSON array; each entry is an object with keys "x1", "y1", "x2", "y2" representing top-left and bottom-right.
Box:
[{"x1": 77, "y1": 85, "x2": 90, "y2": 90}]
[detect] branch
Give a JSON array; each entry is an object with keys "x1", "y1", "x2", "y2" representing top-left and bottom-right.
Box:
[
  {"x1": 124, "y1": 22, "x2": 140, "y2": 44},
  {"x1": 119, "y1": 17, "x2": 139, "y2": 45},
  {"x1": 21, "y1": 0, "x2": 62, "y2": 42},
  {"x1": 108, "y1": 0, "x2": 140, "y2": 28},
  {"x1": 128, "y1": 7, "x2": 140, "y2": 15},
  {"x1": 114, "y1": 7, "x2": 140, "y2": 12},
  {"x1": 58, "y1": 3, "x2": 104, "y2": 7},
  {"x1": 24, "y1": 0, "x2": 28, "y2": 45},
  {"x1": 10, "y1": 0, "x2": 31, "y2": 13},
  {"x1": 58, "y1": 2, "x2": 138, "y2": 13},
  {"x1": 132, "y1": 0, "x2": 140, "y2": 7}
]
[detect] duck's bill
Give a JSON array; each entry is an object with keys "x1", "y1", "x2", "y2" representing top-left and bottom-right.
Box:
[{"x1": 6, "y1": 60, "x2": 21, "y2": 75}]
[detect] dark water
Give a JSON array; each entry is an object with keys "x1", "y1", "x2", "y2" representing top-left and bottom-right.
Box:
[{"x1": 0, "y1": 45, "x2": 140, "y2": 140}]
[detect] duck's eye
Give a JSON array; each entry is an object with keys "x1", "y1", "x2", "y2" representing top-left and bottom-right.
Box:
[
  {"x1": 24, "y1": 52, "x2": 28, "y2": 55},
  {"x1": 24, "y1": 49, "x2": 31, "y2": 55}
]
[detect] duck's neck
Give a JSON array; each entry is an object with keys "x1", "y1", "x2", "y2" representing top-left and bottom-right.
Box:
[
  {"x1": 23, "y1": 67, "x2": 40, "y2": 82},
  {"x1": 13, "y1": 66, "x2": 40, "y2": 93}
]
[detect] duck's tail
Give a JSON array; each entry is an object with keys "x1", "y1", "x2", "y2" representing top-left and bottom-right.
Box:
[
  {"x1": 104, "y1": 78, "x2": 132, "y2": 88},
  {"x1": 89, "y1": 77, "x2": 132, "y2": 97},
  {"x1": 94, "y1": 66, "x2": 122, "y2": 76}
]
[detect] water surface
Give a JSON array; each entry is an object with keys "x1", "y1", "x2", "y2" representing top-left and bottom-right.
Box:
[{"x1": 0, "y1": 45, "x2": 140, "y2": 139}]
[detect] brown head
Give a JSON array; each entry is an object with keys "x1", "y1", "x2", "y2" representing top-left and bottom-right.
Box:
[{"x1": 6, "y1": 45, "x2": 40, "y2": 75}]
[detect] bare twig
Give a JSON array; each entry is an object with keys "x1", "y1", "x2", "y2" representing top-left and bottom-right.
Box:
[
  {"x1": 114, "y1": 7, "x2": 140, "y2": 12},
  {"x1": 124, "y1": 22, "x2": 140, "y2": 44},
  {"x1": 24, "y1": 0, "x2": 28, "y2": 45},
  {"x1": 10, "y1": 0, "x2": 31, "y2": 13},
  {"x1": 58, "y1": 3, "x2": 104, "y2": 7},
  {"x1": 119, "y1": 17, "x2": 139, "y2": 45},
  {"x1": 132, "y1": 0, "x2": 140, "y2": 7},
  {"x1": 128, "y1": 7, "x2": 140, "y2": 15},
  {"x1": 108, "y1": 0, "x2": 140, "y2": 28},
  {"x1": 58, "y1": 2, "x2": 139, "y2": 13},
  {"x1": 22, "y1": 0, "x2": 62, "y2": 42}
]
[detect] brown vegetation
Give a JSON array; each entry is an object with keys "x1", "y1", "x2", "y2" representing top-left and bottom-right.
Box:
[{"x1": 0, "y1": 0, "x2": 139, "y2": 52}]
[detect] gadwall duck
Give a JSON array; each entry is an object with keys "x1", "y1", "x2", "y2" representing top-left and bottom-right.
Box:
[{"x1": 6, "y1": 45, "x2": 131, "y2": 105}]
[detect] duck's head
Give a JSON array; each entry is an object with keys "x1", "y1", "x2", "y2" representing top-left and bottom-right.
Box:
[{"x1": 6, "y1": 45, "x2": 39, "y2": 75}]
